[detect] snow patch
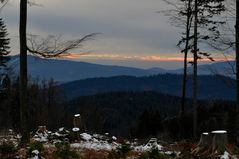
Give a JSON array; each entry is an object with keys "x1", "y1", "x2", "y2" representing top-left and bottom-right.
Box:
[
  {"x1": 72, "y1": 128, "x2": 80, "y2": 132},
  {"x1": 134, "y1": 143, "x2": 162, "y2": 152},
  {"x1": 59, "y1": 127, "x2": 64, "y2": 132},
  {"x1": 220, "y1": 151, "x2": 229, "y2": 159},
  {"x1": 74, "y1": 114, "x2": 80, "y2": 117},
  {"x1": 71, "y1": 140, "x2": 118, "y2": 151},
  {"x1": 211, "y1": 130, "x2": 227, "y2": 134},
  {"x1": 32, "y1": 150, "x2": 39, "y2": 155},
  {"x1": 112, "y1": 136, "x2": 117, "y2": 141},
  {"x1": 80, "y1": 133, "x2": 92, "y2": 141}
]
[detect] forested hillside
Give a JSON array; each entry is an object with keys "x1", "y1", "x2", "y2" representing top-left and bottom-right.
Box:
[
  {"x1": 61, "y1": 74, "x2": 236, "y2": 100},
  {"x1": 67, "y1": 91, "x2": 235, "y2": 139}
]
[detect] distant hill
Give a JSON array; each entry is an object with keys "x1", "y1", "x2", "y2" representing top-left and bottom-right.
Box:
[
  {"x1": 10, "y1": 55, "x2": 165, "y2": 82},
  {"x1": 10, "y1": 55, "x2": 235, "y2": 82},
  {"x1": 170, "y1": 61, "x2": 236, "y2": 77},
  {"x1": 60, "y1": 74, "x2": 236, "y2": 101}
]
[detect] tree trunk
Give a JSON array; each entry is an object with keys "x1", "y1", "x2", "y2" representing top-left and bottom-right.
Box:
[
  {"x1": 235, "y1": 0, "x2": 239, "y2": 148},
  {"x1": 193, "y1": 0, "x2": 198, "y2": 139},
  {"x1": 19, "y1": 0, "x2": 29, "y2": 146},
  {"x1": 179, "y1": 0, "x2": 192, "y2": 139},
  {"x1": 236, "y1": 0, "x2": 239, "y2": 114},
  {"x1": 180, "y1": 0, "x2": 192, "y2": 117}
]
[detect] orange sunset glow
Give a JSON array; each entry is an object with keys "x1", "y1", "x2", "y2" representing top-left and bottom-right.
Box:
[{"x1": 63, "y1": 53, "x2": 234, "y2": 62}]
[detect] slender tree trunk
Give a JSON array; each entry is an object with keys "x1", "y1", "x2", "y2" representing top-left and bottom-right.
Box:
[
  {"x1": 193, "y1": 0, "x2": 198, "y2": 139},
  {"x1": 236, "y1": 0, "x2": 239, "y2": 113},
  {"x1": 180, "y1": 0, "x2": 192, "y2": 117},
  {"x1": 19, "y1": 0, "x2": 29, "y2": 146},
  {"x1": 179, "y1": 0, "x2": 192, "y2": 139}
]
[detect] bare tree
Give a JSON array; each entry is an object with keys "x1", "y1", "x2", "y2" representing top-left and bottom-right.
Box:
[
  {"x1": 161, "y1": 0, "x2": 194, "y2": 139},
  {"x1": 181, "y1": 0, "x2": 192, "y2": 119},
  {"x1": 162, "y1": 0, "x2": 225, "y2": 138},
  {"x1": 19, "y1": 0, "x2": 96, "y2": 146},
  {"x1": 161, "y1": 0, "x2": 193, "y2": 120},
  {"x1": 206, "y1": 0, "x2": 239, "y2": 114}
]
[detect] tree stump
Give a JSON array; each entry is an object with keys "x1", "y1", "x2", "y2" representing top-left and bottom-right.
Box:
[
  {"x1": 211, "y1": 130, "x2": 228, "y2": 155},
  {"x1": 192, "y1": 130, "x2": 230, "y2": 158},
  {"x1": 73, "y1": 114, "x2": 85, "y2": 133},
  {"x1": 71, "y1": 127, "x2": 80, "y2": 141},
  {"x1": 36, "y1": 126, "x2": 47, "y2": 134},
  {"x1": 199, "y1": 132, "x2": 211, "y2": 147},
  {"x1": 192, "y1": 132, "x2": 212, "y2": 156}
]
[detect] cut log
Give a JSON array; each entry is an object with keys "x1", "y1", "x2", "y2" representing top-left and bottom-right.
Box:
[{"x1": 211, "y1": 130, "x2": 228, "y2": 154}]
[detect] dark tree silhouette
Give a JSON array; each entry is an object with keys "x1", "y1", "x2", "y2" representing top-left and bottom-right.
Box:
[
  {"x1": 180, "y1": 0, "x2": 192, "y2": 119},
  {"x1": 236, "y1": 0, "x2": 239, "y2": 114},
  {"x1": 192, "y1": 0, "x2": 225, "y2": 138},
  {"x1": 162, "y1": 0, "x2": 225, "y2": 138},
  {"x1": 19, "y1": 0, "x2": 28, "y2": 146},
  {"x1": 0, "y1": 18, "x2": 10, "y2": 93},
  {"x1": 0, "y1": 18, "x2": 10, "y2": 71},
  {"x1": 162, "y1": 0, "x2": 193, "y2": 119},
  {"x1": 205, "y1": 0, "x2": 239, "y2": 125},
  {"x1": 192, "y1": 0, "x2": 199, "y2": 139},
  {"x1": 19, "y1": 0, "x2": 96, "y2": 146}
]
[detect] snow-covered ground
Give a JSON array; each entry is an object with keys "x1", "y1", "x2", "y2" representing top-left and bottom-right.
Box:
[
  {"x1": 32, "y1": 128, "x2": 165, "y2": 153},
  {"x1": 1, "y1": 128, "x2": 238, "y2": 159}
]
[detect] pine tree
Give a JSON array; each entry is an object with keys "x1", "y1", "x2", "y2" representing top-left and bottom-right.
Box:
[{"x1": 0, "y1": 18, "x2": 10, "y2": 71}]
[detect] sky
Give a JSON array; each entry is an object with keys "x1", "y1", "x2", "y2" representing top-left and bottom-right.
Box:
[{"x1": 0, "y1": 0, "x2": 231, "y2": 69}]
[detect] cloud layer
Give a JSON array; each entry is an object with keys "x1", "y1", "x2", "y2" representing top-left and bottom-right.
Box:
[
  {"x1": 2, "y1": 0, "x2": 180, "y2": 55},
  {"x1": 1, "y1": 0, "x2": 225, "y2": 69}
]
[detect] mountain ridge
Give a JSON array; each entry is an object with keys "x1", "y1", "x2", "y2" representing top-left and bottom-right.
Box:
[
  {"x1": 60, "y1": 74, "x2": 236, "y2": 101},
  {"x1": 9, "y1": 55, "x2": 235, "y2": 82}
]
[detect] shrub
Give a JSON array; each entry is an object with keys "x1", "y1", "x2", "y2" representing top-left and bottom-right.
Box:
[
  {"x1": 116, "y1": 144, "x2": 131, "y2": 156},
  {"x1": 54, "y1": 141, "x2": 80, "y2": 159},
  {"x1": 28, "y1": 141, "x2": 44, "y2": 154},
  {"x1": 108, "y1": 149, "x2": 119, "y2": 159},
  {"x1": 0, "y1": 142, "x2": 17, "y2": 159},
  {"x1": 108, "y1": 144, "x2": 131, "y2": 159},
  {"x1": 138, "y1": 147, "x2": 172, "y2": 159},
  {"x1": 0, "y1": 142, "x2": 17, "y2": 155},
  {"x1": 84, "y1": 149, "x2": 108, "y2": 159}
]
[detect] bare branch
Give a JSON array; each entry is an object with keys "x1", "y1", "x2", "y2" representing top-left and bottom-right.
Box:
[
  {"x1": 27, "y1": 0, "x2": 43, "y2": 7},
  {"x1": 27, "y1": 33, "x2": 99, "y2": 58},
  {"x1": 0, "y1": 0, "x2": 9, "y2": 13}
]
